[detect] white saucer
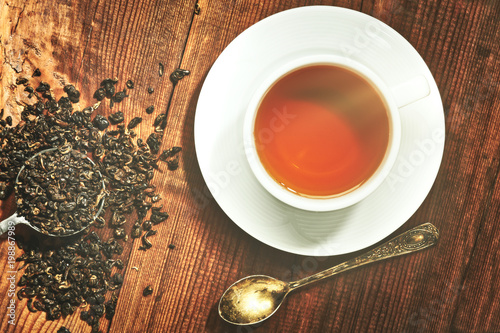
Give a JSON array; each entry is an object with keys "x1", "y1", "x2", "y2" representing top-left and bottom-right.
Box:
[{"x1": 194, "y1": 6, "x2": 445, "y2": 256}]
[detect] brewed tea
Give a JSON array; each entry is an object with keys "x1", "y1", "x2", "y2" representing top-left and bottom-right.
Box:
[{"x1": 254, "y1": 65, "x2": 390, "y2": 197}]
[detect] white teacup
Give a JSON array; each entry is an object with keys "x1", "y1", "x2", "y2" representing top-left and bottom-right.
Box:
[{"x1": 243, "y1": 54, "x2": 429, "y2": 212}]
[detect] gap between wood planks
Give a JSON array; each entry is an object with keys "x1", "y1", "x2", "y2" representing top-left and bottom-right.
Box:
[{"x1": 161, "y1": 0, "x2": 201, "y2": 122}]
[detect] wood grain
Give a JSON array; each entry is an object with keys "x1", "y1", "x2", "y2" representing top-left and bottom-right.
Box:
[{"x1": 1, "y1": 0, "x2": 500, "y2": 332}]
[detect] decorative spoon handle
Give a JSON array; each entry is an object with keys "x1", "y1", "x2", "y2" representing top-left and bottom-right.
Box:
[{"x1": 289, "y1": 223, "x2": 439, "y2": 290}]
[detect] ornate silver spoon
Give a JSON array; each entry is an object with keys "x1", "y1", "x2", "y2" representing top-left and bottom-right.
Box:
[{"x1": 219, "y1": 223, "x2": 439, "y2": 325}]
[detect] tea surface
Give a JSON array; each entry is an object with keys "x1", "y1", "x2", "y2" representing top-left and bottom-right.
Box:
[{"x1": 254, "y1": 65, "x2": 390, "y2": 197}]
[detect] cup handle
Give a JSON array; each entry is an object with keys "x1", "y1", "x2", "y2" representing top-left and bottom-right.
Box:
[{"x1": 391, "y1": 75, "x2": 430, "y2": 108}]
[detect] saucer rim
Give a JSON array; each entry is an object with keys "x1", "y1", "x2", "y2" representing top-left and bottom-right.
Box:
[{"x1": 194, "y1": 6, "x2": 445, "y2": 256}]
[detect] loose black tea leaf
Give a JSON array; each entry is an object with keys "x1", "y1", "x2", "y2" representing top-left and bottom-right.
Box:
[
  {"x1": 114, "y1": 228, "x2": 126, "y2": 239},
  {"x1": 27, "y1": 299, "x2": 37, "y2": 312},
  {"x1": 82, "y1": 101, "x2": 101, "y2": 117},
  {"x1": 127, "y1": 117, "x2": 142, "y2": 129},
  {"x1": 131, "y1": 224, "x2": 142, "y2": 238},
  {"x1": 194, "y1": 2, "x2": 201, "y2": 15},
  {"x1": 111, "y1": 273, "x2": 124, "y2": 286},
  {"x1": 170, "y1": 69, "x2": 190, "y2": 85},
  {"x1": 159, "y1": 146, "x2": 182, "y2": 161},
  {"x1": 142, "y1": 220, "x2": 152, "y2": 231},
  {"x1": 108, "y1": 111, "x2": 125, "y2": 124},
  {"x1": 63, "y1": 84, "x2": 81, "y2": 103},
  {"x1": 167, "y1": 157, "x2": 179, "y2": 171},
  {"x1": 168, "y1": 244, "x2": 175, "y2": 249},
  {"x1": 143, "y1": 286, "x2": 153, "y2": 296},
  {"x1": 32, "y1": 68, "x2": 41, "y2": 77},
  {"x1": 58, "y1": 96, "x2": 72, "y2": 111},
  {"x1": 146, "y1": 133, "x2": 160, "y2": 154},
  {"x1": 126, "y1": 80, "x2": 134, "y2": 89},
  {"x1": 151, "y1": 210, "x2": 169, "y2": 225},
  {"x1": 153, "y1": 112, "x2": 167, "y2": 132},
  {"x1": 146, "y1": 105, "x2": 154, "y2": 114},
  {"x1": 16, "y1": 77, "x2": 28, "y2": 85},
  {"x1": 153, "y1": 113, "x2": 166, "y2": 127},
  {"x1": 92, "y1": 114, "x2": 110, "y2": 130},
  {"x1": 93, "y1": 88, "x2": 106, "y2": 101},
  {"x1": 36, "y1": 81, "x2": 51, "y2": 93},
  {"x1": 101, "y1": 78, "x2": 117, "y2": 98},
  {"x1": 159, "y1": 63, "x2": 164, "y2": 77},
  {"x1": 147, "y1": 86, "x2": 154, "y2": 94},
  {"x1": 105, "y1": 295, "x2": 118, "y2": 320},
  {"x1": 139, "y1": 229, "x2": 157, "y2": 250},
  {"x1": 112, "y1": 89, "x2": 128, "y2": 103}
]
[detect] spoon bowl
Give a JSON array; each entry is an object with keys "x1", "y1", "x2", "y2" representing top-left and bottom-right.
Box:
[
  {"x1": 219, "y1": 223, "x2": 439, "y2": 325},
  {"x1": 219, "y1": 275, "x2": 290, "y2": 325}
]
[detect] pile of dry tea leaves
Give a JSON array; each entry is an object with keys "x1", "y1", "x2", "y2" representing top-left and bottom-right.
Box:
[
  {"x1": 17, "y1": 231, "x2": 123, "y2": 330},
  {"x1": 15, "y1": 147, "x2": 105, "y2": 235},
  {"x1": 0, "y1": 71, "x2": 182, "y2": 332}
]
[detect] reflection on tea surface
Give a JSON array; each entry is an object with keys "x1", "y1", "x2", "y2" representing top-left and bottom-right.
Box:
[{"x1": 254, "y1": 65, "x2": 390, "y2": 197}]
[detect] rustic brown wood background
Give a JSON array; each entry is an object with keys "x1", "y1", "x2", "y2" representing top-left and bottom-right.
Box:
[{"x1": 1, "y1": 0, "x2": 499, "y2": 332}]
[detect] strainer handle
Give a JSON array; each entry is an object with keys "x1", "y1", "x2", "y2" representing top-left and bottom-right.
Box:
[{"x1": 0, "y1": 213, "x2": 28, "y2": 235}]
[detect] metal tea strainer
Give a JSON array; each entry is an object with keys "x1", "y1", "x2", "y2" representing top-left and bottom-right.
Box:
[{"x1": 0, "y1": 147, "x2": 106, "y2": 237}]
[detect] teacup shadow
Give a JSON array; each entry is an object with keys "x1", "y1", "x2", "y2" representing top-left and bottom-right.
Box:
[{"x1": 281, "y1": 203, "x2": 357, "y2": 249}]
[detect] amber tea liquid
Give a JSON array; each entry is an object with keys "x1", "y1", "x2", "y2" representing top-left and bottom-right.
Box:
[{"x1": 254, "y1": 65, "x2": 390, "y2": 197}]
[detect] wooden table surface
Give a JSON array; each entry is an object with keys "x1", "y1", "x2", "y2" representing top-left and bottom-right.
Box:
[{"x1": 1, "y1": 0, "x2": 499, "y2": 332}]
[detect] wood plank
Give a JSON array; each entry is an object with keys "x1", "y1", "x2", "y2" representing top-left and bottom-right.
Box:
[
  {"x1": 361, "y1": 0, "x2": 500, "y2": 332},
  {"x1": 446, "y1": 0, "x2": 500, "y2": 330}
]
